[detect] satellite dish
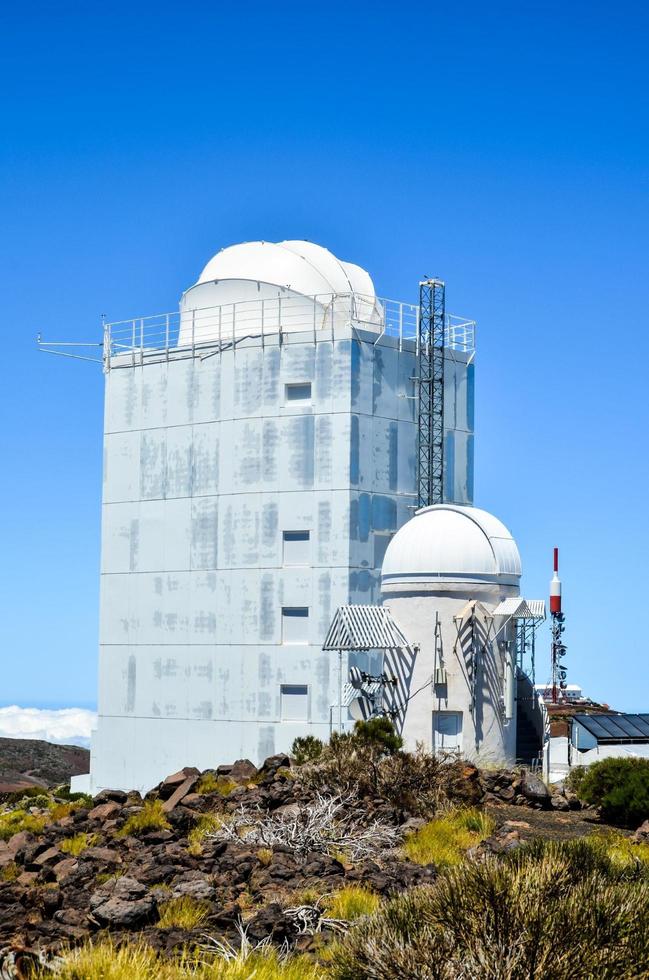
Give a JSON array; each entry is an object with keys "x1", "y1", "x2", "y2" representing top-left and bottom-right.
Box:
[
  {"x1": 349, "y1": 666, "x2": 364, "y2": 690},
  {"x1": 348, "y1": 696, "x2": 370, "y2": 721}
]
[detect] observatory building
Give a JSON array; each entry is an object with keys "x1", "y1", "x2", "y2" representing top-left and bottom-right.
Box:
[
  {"x1": 382, "y1": 505, "x2": 530, "y2": 761},
  {"x1": 325, "y1": 504, "x2": 545, "y2": 764},
  {"x1": 76, "y1": 241, "x2": 476, "y2": 792}
]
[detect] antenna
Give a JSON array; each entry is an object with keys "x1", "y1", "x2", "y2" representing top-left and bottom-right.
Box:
[{"x1": 550, "y1": 548, "x2": 567, "y2": 703}]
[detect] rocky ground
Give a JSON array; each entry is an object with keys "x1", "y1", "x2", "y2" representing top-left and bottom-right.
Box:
[
  {"x1": 0, "y1": 753, "x2": 613, "y2": 969},
  {"x1": 0, "y1": 739, "x2": 89, "y2": 793}
]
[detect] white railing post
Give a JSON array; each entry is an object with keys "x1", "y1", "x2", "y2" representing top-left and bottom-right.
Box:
[
  {"x1": 261, "y1": 298, "x2": 265, "y2": 348},
  {"x1": 191, "y1": 309, "x2": 195, "y2": 358},
  {"x1": 232, "y1": 302, "x2": 236, "y2": 351}
]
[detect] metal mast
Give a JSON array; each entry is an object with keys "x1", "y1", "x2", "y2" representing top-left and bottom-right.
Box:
[
  {"x1": 550, "y1": 547, "x2": 567, "y2": 703},
  {"x1": 417, "y1": 279, "x2": 445, "y2": 508}
]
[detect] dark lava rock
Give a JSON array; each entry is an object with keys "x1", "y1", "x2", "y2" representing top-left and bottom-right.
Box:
[
  {"x1": 521, "y1": 772, "x2": 550, "y2": 804},
  {"x1": 229, "y1": 760, "x2": 258, "y2": 783},
  {"x1": 246, "y1": 902, "x2": 295, "y2": 943},
  {"x1": 90, "y1": 876, "x2": 156, "y2": 927},
  {"x1": 92, "y1": 789, "x2": 128, "y2": 805},
  {"x1": 632, "y1": 819, "x2": 649, "y2": 843}
]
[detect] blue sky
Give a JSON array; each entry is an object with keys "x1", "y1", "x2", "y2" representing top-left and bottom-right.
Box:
[{"x1": 1, "y1": 1, "x2": 648, "y2": 711}]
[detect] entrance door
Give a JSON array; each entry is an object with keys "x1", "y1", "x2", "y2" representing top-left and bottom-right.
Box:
[{"x1": 433, "y1": 711, "x2": 463, "y2": 753}]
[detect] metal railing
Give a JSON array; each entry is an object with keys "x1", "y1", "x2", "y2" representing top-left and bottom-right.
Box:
[{"x1": 103, "y1": 292, "x2": 475, "y2": 369}]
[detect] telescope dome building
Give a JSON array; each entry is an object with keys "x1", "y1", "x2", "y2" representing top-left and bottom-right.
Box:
[
  {"x1": 74, "y1": 241, "x2": 476, "y2": 793},
  {"x1": 381, "y1": 505, "x2": 523, "y2": 761}
]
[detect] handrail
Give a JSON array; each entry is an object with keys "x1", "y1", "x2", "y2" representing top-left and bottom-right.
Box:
[{"x1": 103, "y1": 291, "x2": 476, "y2": 369}]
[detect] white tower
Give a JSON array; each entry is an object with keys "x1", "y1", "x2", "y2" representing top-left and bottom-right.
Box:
[
  {"x1": 381, "y1": 505, "x2": 522, "y2": 763},
  {"x1": 73, "y1": 242, "x2": 476, "y2": 793}
]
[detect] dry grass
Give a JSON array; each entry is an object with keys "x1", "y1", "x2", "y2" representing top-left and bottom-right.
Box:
[
  {"x1": 0, "y1": 808, "x2": 47, "y2": 841},
  {"x1": 0, "y1": 861, "x2": 20, "y2": 882},
  {"x1": 116, "y1": 800, "x2": 170, "y2": 837},
  {"x1": 196, "y1": 773, "x2": 238, "y2": 797},
  {"x1": 402, "y1": 807, "x2": 495, "y2": 868},
  {"x1": 257, "y1": 847, "x2": 273, "y2": 866},
  {"x1": 157, "y1": 896, "x2": 212, "y2": 930},
  {"x1": 33, "y1": 938, "x2": 325, "y2": 979},
  {"x1": 323, "y1": 886, "x2": 380, "y2": 921},
  {"x1": 188, "y1": 814, "x2": 230, "y2": 856},
  {"x1": 60, "y1": 832, "x2": 99, "y2": 856},
  {"x1": 593, "y1": 829, "x2": 649, "y2": 868}
]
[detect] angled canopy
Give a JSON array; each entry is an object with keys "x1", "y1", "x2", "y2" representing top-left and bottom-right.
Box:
[
  {"x1": 492, "y1": 598, "x2": 546, "y2": 621},
  {"x1": 323, "y1": 605, "x2": 411, "y2": 652}
]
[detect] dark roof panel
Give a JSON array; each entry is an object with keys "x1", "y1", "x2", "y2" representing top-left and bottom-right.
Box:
[{"x1": 574, "y1": 712, "x2": 649, "y2": 743}]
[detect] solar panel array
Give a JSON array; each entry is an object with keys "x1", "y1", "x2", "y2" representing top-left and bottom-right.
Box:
[{"x1": 574, "y1": 713, "x2": 649, "y2": 743}]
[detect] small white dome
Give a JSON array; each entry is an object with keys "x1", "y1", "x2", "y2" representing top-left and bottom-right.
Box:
[{"x1": 381, "y1": 504, "x2": 521, "y2": 589}]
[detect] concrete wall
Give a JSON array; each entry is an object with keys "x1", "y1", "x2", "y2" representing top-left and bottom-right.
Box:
[
  {"x1": 81, "y1": 327, "x2": 474, "y2": 792},
  {"x1": 382, "y1": 584, "x2": 518, "y2": 765}
]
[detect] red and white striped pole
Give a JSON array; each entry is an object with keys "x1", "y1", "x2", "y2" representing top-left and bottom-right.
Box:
[
  {"x1": 550, "y1": 547, "x2": 561, "y2": 615},
  {"x1": 550, "y1": 548, "x2": 566, "y2": 703}
]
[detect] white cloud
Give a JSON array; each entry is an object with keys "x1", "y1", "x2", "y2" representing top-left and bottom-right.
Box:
[{"x1": 0, "y1": 706, "x2": 97, "y2": 748}]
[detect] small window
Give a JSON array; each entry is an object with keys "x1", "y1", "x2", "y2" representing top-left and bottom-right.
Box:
[
  {"x1": 283, "y1": 530, "x2": 310, "y2": 565},
  {"x1": 282, "y1": 606, "x2": 309, "y2": 644},
  {"x1": 433, "y1": 711, "x2": 463, "y2": 753},
  {"x1": 281, "y1": 684, "x2": 309, "y2": 721},
  {"x1": 285, "y1": 382, "x2": 312, "y2": 403}
]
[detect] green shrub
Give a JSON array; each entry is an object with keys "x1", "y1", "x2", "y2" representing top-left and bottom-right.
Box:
[
  {"x1": 331, "y1": 837, "x2": 649, "y2": 979},
  {"x1": 577, "y1": 757, "x2": 649, "y2": 826},
  {"x1": 291, "y1": 735, "x2": 324, "y2": 765},
  {"x1": 52, "y1": 785, "x2": 93, "y2": 806},
  {"x1": 565, "y1": 765, "x2": 587, "y2": 796},
  {"x1": 116, "y1": 800, "x2": 170, "y2": 837},
  {"x1": 303, "y1": 738, "x2": 464, "y2": 817},
  {"x1": 352, "y1": 717, "x2": 402, "y2": 755}
]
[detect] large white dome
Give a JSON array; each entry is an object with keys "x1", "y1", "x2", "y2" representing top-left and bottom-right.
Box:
[
  {"x1": 196, "y1": 240, "x2": 376, "y2": 299},
  {"x1": 178, "y1": 240, "x2": 380, "y2": 345},
  {"x1": 381, "y1": 504, "x2": 521, "y2": 589}
]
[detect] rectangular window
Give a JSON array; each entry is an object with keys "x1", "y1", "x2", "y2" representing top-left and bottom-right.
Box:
[
  {"x1": 285, "y1": 382, "x2": 312, "y2": 403},
  {"x1": 281, "y1": 684, "x2": 309, "y2": 721},
  {"x1": 283, "y1": 530, "x2": 310, "y2": 565},
  {"x1": 433, "y1": 711, "x2": 463, "y2": 753},
  {"x1": 281, "y1": 606, "x2": 309, "y2": 644}
]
